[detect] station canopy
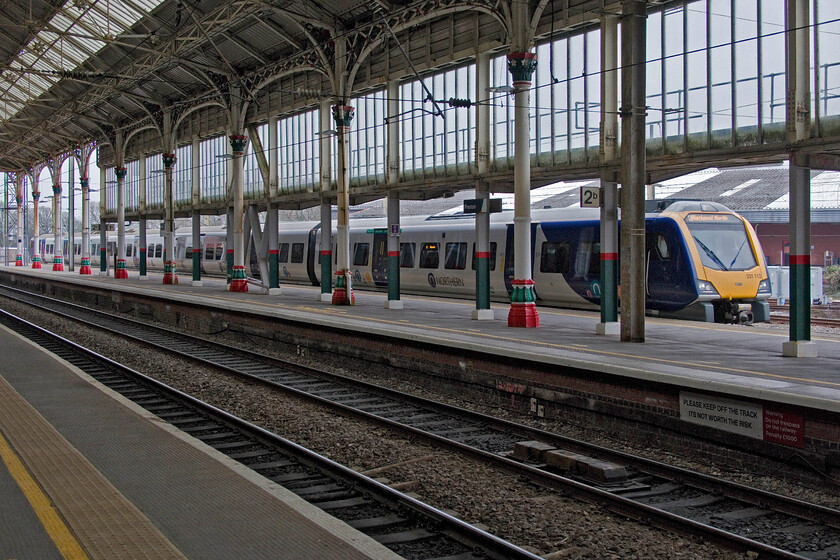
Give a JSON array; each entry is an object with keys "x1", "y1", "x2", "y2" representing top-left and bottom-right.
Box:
[{"x1": 0, "y1": 0, "x2": 427, "y2": 172}]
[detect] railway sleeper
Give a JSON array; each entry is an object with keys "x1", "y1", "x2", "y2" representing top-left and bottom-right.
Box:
[{"x1": 512, "y1": 441, "x2": 631, "y2": 483}]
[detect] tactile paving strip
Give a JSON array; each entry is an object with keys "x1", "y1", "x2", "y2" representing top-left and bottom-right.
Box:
[{"x1": 0, "y1": 375, "x2": 187, "y2": 560}]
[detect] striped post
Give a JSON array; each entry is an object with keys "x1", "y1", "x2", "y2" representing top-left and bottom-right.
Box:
[
  {"x1": 192, "y1": 248, "x2": 201, "y2": 283},
  {"x1": 789, "y1": 253, "x2": 810, "y2": 341},
  {"x1": 473, "y1": 189, "x2": 492, "y2": 320},
  {"x1": 320, "y1": 201, "x2": 332, "y2": 301},
  {"x1": 385, "y1": 195, "x2": 402, "y2": 309},
  {"x1": 600, "y1": 252, "x2": 618, "y2": 323},
  {"x1": 475, "y1": 251, "x2": 490, "y2": 310},
  {"x1": 226, "y1": 248, "x2": 234, "y2": 285},
  {"x1": 139, "y1": 248, "x2": 147, "y2": 277}
]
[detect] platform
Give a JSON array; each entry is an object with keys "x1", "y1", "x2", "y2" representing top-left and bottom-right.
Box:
[
  {"x1": 3, "y1": 265, "x2": 840, "y2": 470},
  {"x1": 10, "y1": 266, "x2": 839, "y2": 408},
  {"x1": 0, "y1": 318, "x2": 401, "y2": 560}
]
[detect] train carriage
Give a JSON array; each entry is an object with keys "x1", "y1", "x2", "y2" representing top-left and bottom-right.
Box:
[{"x1": 35, "y1": 200, "x2": 771, "y2": 323}]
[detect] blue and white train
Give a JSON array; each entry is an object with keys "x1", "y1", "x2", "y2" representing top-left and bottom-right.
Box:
[{"x1": 34, "y1": 201, "x2": 771, "y2": 323}]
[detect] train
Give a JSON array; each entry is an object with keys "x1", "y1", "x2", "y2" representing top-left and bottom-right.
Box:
[{"x1": 31, "y1": 200, "x2": 772, "y2": 324}]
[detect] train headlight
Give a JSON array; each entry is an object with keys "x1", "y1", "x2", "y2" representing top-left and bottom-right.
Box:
[
  {"x1": 696, "y1": 279, "x2": 719, "y2": 296},
  {"x1": 757, "y1": 278, "x2": 771, "y2": 296}
]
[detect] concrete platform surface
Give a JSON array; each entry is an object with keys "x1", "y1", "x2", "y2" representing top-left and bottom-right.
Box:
[{"x1": 0, "y1": 320, "x2": 402, "y2": 560}]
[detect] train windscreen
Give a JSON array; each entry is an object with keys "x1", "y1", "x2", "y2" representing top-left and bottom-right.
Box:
[{"x1": 684, "y1": 213, "x2": 757, "y2": 271}]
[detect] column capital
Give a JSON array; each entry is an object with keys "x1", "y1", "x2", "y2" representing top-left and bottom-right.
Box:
[
  {"x1": 115, "y1": 167, "x2": 127, "y2": 180},
  {"x1": 506, "y1": 52, "x2": 537, "y2": 86},
  {"x1": 16, "y1": 195, "x2": 23, "y2": 206},
  {"x1": 332, "y1": 105, "x2": 355, "y2": 130},
  {"x1": 162, "y1": 153, "x2": 177, "y2": 168},
  {"x1": 32, "y1": 191, "x2": 40, "y2": 201},
  {"x1": 52, "y1": 183, "x2": 62, "y2": 195},
  {"x1": 229, "y1": 135, "x2": 248, "y2": 154},
  {"x1": 79, "y1": 177, "x2": 90, "y2": 190}
]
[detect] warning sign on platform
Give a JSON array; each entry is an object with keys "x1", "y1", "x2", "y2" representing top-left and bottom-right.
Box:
[
  {"x1": 680, "y1": 391, "x2": 805, "y2": 449},
  {"x1": 680, "y1": 392, "x2": 763, "y2": 439},
  {"x1": 763, "y1": 408, "x2": 805, "y2": 448}
]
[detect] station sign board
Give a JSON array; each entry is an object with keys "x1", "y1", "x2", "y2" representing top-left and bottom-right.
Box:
[{"x1": 463, "y1": 198, "x2": 503, "y2": 214}]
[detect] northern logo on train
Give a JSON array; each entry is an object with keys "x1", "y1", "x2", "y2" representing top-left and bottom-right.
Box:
[{"x1": 427, "y1": 273, "x2": 436, "y2": 288}]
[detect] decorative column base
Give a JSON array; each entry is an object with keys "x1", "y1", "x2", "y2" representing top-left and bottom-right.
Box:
[
  {"x1": 15, "y1": 254, "x2": 22, "y2": 266},
  {"x1": 472, "y1": 309, "x2": 494, "y2": 321},
  {"x1": 32, "y1": 255, "x2": 41, "y2": 269},
  {"x1": 229, "y1": 265, "x2": 248, "y2": 292},
  {"x1": 115, "y1": 258, "x2": 129, "y2": 279},
  {"x1": 79, "y1": 257, "x2": 91, "y2": 275},
  {"x1": 163, "y1": 261, "x2": 179, "y2": 285},
  {"x1": 596, "y1": 322, "x2": 620, "y2": 335},
  {"x1": 331, "y1": 270, "x2": 354, "y2": 305},
  {"x1": 508, "y1": 279, "x2": 539, "y2": 328},
  {"x1": 52, "y1": 256, "x2": 64, "y2": 272},
  {"x1": 782, "y1": 340, "x2": 818, "y2": 358}
]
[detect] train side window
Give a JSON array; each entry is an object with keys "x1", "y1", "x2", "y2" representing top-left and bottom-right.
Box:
[
  {"x1": 444, "y1": 242, "x2": 467, "y2": 270},
  {"x1": 291, "y1": 243, "x2": 305, "y2": 263},
  {"x1": 471, "y1": 242, "x2": 497, "y2": 271},
  {"x1": 419, "y1": 242, "x2": 439, "y2": 269},
  {"x1": 278, "y1": 243, "x2": 289, "y2": 263},
  {"x1": 216, "y1": 245, "x2": 224, "y2": 260},
  {"x1": 155, "y1": 244, "x2": 162, "y2": 258},
  {"x1": 540, "y1": 242, "x2": 571, "y2": 273},
  {"x1": 655, "y1": 235, "x2": 670, "y2": 260},
  {"x1": 352, "y1": 243, "x2": 370, "y2": 266},
  {"x1": 205, "y1": 243, "x2": 215, "y2": 260},
  {"x1": 92, "y1": 243, "x2": 99, "y2": 255},
  {"x1": 399, "y1": 243, "x2": 415, "y2": 268},
  {"x1": 186, "y1": 246, "x2": 193, "y2": 258},
  {"x1": 126, "y1": 244, "x2": 133, "y2": 257}
]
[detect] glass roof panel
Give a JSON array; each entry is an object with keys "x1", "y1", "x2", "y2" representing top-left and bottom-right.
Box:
[{"x1": 1, "y1": 0, "x2": 167, "y2": 125}]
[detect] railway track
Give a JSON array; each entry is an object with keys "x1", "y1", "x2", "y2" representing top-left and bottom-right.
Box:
[
  {"x1": 0, "y1": 307, "x2": 539, "y2": 560},
  {"x1": 768, "y1": 302, "x2": 840, "y2": 328},
  {"x1": 3, "y1": 285, "x2": 840, "y2": 559},
  {"x1": 770, "y1": 314, "x2": 840, "y2": 328}
]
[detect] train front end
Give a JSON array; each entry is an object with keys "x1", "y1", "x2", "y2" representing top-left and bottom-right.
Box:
[{"x1": 670, "y1": 204, "x2": 771, "y2": 324}]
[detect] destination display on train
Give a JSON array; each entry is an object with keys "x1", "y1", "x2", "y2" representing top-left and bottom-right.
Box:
[
  {"x1": 685, "y1": 213, "x2": 740, "y2": 223},
  {"x1": 679, "y1": 391, "x2": 804, "y2": 448}
]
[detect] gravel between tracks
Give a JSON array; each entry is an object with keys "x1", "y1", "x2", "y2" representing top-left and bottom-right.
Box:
[{"x1": 3, "y1": 298, "x2": 825, "y2": 559}]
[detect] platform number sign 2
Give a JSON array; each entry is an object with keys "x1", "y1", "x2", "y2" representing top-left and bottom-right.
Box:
[{"x1": 580, "y1": 186, "x2": 601, "y2": 208}]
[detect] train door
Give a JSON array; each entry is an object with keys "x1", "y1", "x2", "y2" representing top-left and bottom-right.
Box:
[
  {"x1": 645, "y1": 218, "x2": 694, "y2": 311},
  {"x1": 306, "y1": 227, "x2": 319, "y2": 285},
  {"x1": 503, "y1": 223, "x2": 539, "y2": 295},
  {"x1": 371, "y1": 230, "x2": 388, "y2": 287}
]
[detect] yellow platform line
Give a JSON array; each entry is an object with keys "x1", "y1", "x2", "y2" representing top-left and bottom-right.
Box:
[{"x1": 0, "y1": 431, "x2": 89, "y2": 560}]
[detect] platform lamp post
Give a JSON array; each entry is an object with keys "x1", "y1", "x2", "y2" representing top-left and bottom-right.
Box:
[{"x1": 332, "y1": 104, "x2": 355, "y2": 305}]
